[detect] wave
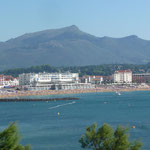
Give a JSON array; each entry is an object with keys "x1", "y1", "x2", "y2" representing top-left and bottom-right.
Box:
[{"x1": 48, "y1": 101, "x2": 76, "y2": 110}]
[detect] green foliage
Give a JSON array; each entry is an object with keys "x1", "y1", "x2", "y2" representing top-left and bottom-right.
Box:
[
  {"x1": 0, "y1": 123, "x2": 31, "y2": 150},
  {"x1": 0, "y1": 65, "x2": 58, "y2": 77},
  {"x1": 14, "y1": 144, "x2": 31, "y2": 150},
  {"x1": 113, "y1": 125, "x2": 130, "y2": 150},
  {"x1": 79, "y1": 123, "x2": 142, "y2": 150},
  {"x1": 1, "y1": 63, "x2": 150, "y2": 77}
]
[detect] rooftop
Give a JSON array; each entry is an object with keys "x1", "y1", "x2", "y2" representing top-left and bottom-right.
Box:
[{"x1": 115, "y1": 70, "x2": 132, "y2": 73}]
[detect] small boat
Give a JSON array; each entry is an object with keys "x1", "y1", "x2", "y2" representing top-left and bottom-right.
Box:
[
  {"x1": 131, "y1": 126, "x2": 135, "y2": 129},
  {"x1": 116, "y1": 91, "x2": 121, "y2": 95},
  {"x1": 118, "y1": 92, "x2": 121, "y2": 96}
]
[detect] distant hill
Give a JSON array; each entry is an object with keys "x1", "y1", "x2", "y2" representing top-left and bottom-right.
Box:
[{"x1": 0, "y1": 25, "x2": 150, "y2": 71}]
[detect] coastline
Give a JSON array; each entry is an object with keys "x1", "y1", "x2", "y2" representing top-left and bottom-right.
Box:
[{"x1": 1, "y1": 87, "x2": 150, "y2": 99}]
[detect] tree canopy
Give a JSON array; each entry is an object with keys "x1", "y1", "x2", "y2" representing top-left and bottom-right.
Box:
[
  {"x1": 1, "y1": 63, "x2": 150, "y2": 77},
  {"x1": 0, "y1": 122, "x2": 31, "y2": 150},
  {"x1": 79, "y1": 123, "x2": 142, "y2": 150}
]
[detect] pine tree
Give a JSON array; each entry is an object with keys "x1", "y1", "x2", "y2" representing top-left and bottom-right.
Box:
[
  {"x1": 0, "y1": 122, "x2": 31, "y2": 150},
  {"x1": 79, "y1": 123, "x2": 142, "y2": 150}
]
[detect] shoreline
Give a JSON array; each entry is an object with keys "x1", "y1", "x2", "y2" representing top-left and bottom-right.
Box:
[{"x1": 1, "y1": 87, "x2": 150, "y2": 99}]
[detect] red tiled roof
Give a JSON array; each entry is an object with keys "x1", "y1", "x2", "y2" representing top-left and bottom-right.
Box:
[
  {"x1": 115, "y1": 70, "x2": 132, "y2": 73},
  {"x1": 94, "y1": 76, "x2": 103, "y2": 78},
  {"x1": 92, "y1": 78, "x2": 102, "y2": 81},
  {"x1": 0, "y1": 75, "x2": 16, "y2": 81}
]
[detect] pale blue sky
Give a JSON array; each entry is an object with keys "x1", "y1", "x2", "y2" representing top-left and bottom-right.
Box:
[{"x1": 0, "y1": 0, "x2": 150, "y2": 41}]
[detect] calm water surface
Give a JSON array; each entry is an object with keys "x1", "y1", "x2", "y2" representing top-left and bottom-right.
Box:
[{"x1": 0, "y1": 91, "x2": 150, "y2": 150}]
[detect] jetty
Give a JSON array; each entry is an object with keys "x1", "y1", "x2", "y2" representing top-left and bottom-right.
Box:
[{"x1": 0, "y1": 97, "x2": 79, "y2": 102}]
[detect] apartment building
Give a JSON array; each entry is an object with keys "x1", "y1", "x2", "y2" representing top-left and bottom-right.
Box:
[
  {"x1": 114, "y1": 70, "x2": 132, "y2": 84},
  {"x1": 19, "y1": 72, "x2": 79, "y2": 86}
]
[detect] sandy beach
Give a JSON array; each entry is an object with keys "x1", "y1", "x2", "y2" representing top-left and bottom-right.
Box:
[{"x1": 0, "y1": 87, "x2": 150, "y2": 99}]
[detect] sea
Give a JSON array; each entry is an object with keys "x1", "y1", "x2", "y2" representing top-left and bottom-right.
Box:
[{"x1": 0, "y1": 91, "x2": 150, "y2": 150}]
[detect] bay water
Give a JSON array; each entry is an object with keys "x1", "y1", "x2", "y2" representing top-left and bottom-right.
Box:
[{"x1": 0, "y1": 91, "x2": 150, "y2": 150}]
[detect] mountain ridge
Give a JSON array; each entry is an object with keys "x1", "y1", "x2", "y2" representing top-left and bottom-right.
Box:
[{"x1": 0, "y1": 25, "x2": 150, "y2": 71}]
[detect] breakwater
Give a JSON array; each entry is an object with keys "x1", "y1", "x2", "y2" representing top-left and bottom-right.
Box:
[{"x1": 0, "y1": 97, "x2": 79, "y2": 102}]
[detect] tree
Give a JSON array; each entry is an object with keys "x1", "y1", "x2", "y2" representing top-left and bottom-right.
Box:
[
  {"x1": 79, "y1": 123, "x2": 142, "y2": 150},
  {"x1": 0, "y1": 122, "x2": 31, "y2": 150}
]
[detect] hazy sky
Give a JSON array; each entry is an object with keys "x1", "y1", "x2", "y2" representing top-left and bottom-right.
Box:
[{"x1": 0, "y1": 0, "x2": 150, "y2": 41}]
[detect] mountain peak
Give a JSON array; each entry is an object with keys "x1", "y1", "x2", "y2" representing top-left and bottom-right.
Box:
[
  {"x1": 64, "y1": 25, "x2": 80, "y2": 31},
  {"x1": 69, "y1": 25, "x2": 79, "y2": 29},
  {"x1": 124, "y1": 35, "x2": 139, "y2": 39}
]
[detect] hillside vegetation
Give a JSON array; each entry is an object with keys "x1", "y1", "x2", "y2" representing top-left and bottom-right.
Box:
[
  {"x1": 1, "y1": 25, "x2": 150, "y2": 70},
  {"x1": 1, "y1": 63, "x2": 150, "y2": 77}
]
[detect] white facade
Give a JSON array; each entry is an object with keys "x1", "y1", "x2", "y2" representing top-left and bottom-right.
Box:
[
  {"x1": 0, "y1": 75, "x2": 19, "y2": 87},
  {"x1": 19, "y1": 72, "x2": 79, "y2": 86},
  {"x1": 3, "y1": 78, "x2": 19, "y2": 87},
  {"x1": 19, "y1": 73, "x2": 38, "y2": 85},
  {"x1": 90, "y1": 76, "x2": 103, "y2": 84},
  {"x1": 114, "y1": 70, "x2": 132, "y2": 84},
  {"x1": 28, "y1": 83, "x2": 94, "y2": 91},
  {"x1": 0, "y1": 76, "x2": 4, "y2": 86},
  {"x1": 50, "y1": 72, "x2": 78, "y2": 83},
  {"x1": 81, "y1": 75, "x2": 103, "y2": 84}
]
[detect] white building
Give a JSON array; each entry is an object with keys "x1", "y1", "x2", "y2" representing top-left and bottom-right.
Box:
[
  {"x1": 114, "y1": 70, "x2": 132, "y2": 84},
  {"x1": 19, "y1": 72, "x2": 79, "y2": 86},
  {"x1": 50, "y1": 72, "x2": 79, "y2": 83},
  {"x1": 0, "y1": 75, "x2": 19, "y2": 88},
  {"x1": 19, "y1": 73, "x2": 38, "y2": 85},
  {"x1": 81, "y1": 75, "x2": 103, "y2": 84},
  {"x1": 3, "y1": 78, "x2": 19, "y2": 87},
  {"x1": 0, "y1": 75, "x2": 4, "y2": 88}
]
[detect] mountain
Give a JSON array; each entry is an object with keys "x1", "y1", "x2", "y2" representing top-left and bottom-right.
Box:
[{"x1": 0, "y1": 25, "x2": 150, "y2": 71}]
